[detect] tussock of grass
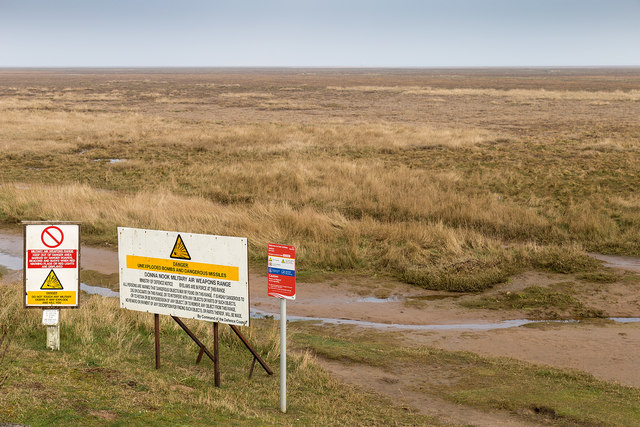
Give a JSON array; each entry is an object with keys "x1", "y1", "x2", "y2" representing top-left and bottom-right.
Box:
[
  {"x1": 530, "y1": 245, "x2": 601, "y2": 274},
  {"x1": 401, "y1": 259, "x2": 512, "y2": 292},
  {"x1": 461, "y1": 285, "x2": 605, "y2": 319},
  {"x1": 577, "y1": 271, "x2": 622, "y2": 283}
]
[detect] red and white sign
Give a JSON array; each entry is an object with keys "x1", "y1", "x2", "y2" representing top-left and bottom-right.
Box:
[
  {"x1": 267, "y1": 243, "x2": 295, "y2": 300},
  {"x1": 24, "y1": 222, "x2": 80, "y2": 308},
  {"x1": 28, "y1": 249, "x2": 77, "y2": 268}
]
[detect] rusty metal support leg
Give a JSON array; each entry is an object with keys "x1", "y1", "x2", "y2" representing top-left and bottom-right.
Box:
[
  {"x1": 248, "y1": 356, "x2": 257, "y2": 379},
  {"x1": 229, "y1": 324, "x2": 273, "y2": 376},
  {"x1": 154, "y1": 314, "x2": 160, "y2": 370},
  {"x1": 171, "y1": 316, "x2": 216, "y2": 364},
  {"x1": 213, "y1": 322, "x2": 220, "y2": 387},
  {"x1": 195, "y1": 346, "x2": 205, "y2": 365}
]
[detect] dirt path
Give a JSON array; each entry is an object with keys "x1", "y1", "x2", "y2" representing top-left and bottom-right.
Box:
[
  {"x1": 319, "y1": 358, "x2": 545, "y2": 427},
  {"x1": 401, "y1": 322, "x2": 640, "y2": 388}
]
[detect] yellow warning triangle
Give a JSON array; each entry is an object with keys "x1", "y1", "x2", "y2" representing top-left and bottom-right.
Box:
[
  {"x1": 41, "y1": 270, "x2": 64, "y2": 290},
  {"x1": 170, "y1": 234, "x2": 191, "y2": 260}
]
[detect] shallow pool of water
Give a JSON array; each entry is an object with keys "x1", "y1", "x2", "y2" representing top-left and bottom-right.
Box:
[
  {"x1": 251, "y1": 310, "x2": 640, "y2": 331},
  {"x1": 250, "y1": 309, "x2": 584, "y2": 330},
  {"x1": 92, "y1": 158, "x2": 126, "y2": 164},
  {"x1": 357, "y1": 296, "x2": 402, "y2": 303},
  {"x1": 0, "y1": 251, "x2": 22, "y2": 271},
  {"x1": 357, "y1": 294, "x2": 462, "y2": 303},
  {"x1": 589, "y1": 253, "x2": 640, "y2": 273},
  {"x1": 407, "y1": 294, "x2": 463, "y2": 301},
  {"x1": 80, "y1": 283, "x2": 120, "y2": 298}
]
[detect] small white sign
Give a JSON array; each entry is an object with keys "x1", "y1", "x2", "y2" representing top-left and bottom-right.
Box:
[{"x1": 42, "y1": 309, "x2": 60, "y2": 326}]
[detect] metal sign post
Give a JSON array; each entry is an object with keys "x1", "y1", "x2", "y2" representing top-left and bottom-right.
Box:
[
  {"x1": 267, "y1": 243, "x2": 296, "y2": 413},
  {"x1": 280, "y1": 297, "x2": 287, "y2": 412}
]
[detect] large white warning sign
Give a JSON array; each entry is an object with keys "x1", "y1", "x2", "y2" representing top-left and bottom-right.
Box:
[
  {"x1": 24, "y1": 222, "x2": 80, "y2": 308},
  {"x1": 118, "y1": 227, "x2": 249, "y2": 326}
]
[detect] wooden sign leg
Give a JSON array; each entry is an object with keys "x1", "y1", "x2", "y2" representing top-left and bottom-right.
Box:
[{"x1": 154, "y1": 314, "x2": 160, "y2": 369}]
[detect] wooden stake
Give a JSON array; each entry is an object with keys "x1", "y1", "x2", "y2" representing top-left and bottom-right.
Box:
[
  {"x1": 213, "y1": 322, "x2": 220, "y2": 387},
  {"x1": 154, "y1": 313, "x2": 160, "y2": 369}
]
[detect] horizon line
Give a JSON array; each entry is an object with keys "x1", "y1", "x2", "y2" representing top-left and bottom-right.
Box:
[{"x1": 1, "y1": 65, "x2": 640, "y2": 70}]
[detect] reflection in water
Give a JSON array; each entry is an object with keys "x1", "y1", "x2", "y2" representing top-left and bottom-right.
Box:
[
  {"x1": 252, "y1": 310, "x2": 640, "y2": 331},
  {"x1": 80, "y1": 283, "x2": 120, "y2": 298},
  {"x1": 357, "y1": 294, "x2": 463, "y2": 303},
  {"x1": 589, "y1": 253, "x2": 640, "y2": 273},
  {"x1": 609, "y1": 317, "x2": 640, "y2": 323},
  {"x1": 357, "y1": 296, "x2": 402, "y2": 303},
  {"x1": 12, "y1": 278, "x2": 640, "y2": 331},
  {"x1": 0, "y1": 251, "x2": 23, "y2": 271},
  {"x1": 92, "y1": 158, "x2": 126, "y2": 164},
  {"x1": 251, "y1": 309, "x2": 577, "y2": 331}
]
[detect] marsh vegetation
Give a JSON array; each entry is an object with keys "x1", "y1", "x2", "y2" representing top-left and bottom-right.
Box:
[
  {"x1": 2, "y1": 68, "x2": 640, "y2": 292},
  {"x1": 2, "y1": 68, "x2": 640, "y2": 425}
]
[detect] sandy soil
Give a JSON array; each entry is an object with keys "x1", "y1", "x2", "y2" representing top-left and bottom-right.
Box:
[
  {"x1": 320, "y1": 358, "x2": 545, "y2": 427},
  {"x1": 404, "y1": 322, "x2": 640, "y2": 388},
  {"x1": 3, "y1": 227, "x2": 640, "y2": 425}
]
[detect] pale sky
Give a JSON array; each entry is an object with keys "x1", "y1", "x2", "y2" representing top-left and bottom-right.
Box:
[{"x1": 1, "y1": 0, "x2": 639, "y2": 67}]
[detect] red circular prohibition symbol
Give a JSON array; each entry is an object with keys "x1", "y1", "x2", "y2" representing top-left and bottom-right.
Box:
[{"x1": 41, "y1": 226, "x2": 64, "y2": 248}]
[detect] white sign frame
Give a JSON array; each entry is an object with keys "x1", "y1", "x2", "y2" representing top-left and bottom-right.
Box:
[
  {"x1": 118, "y1": 227, "x2": 250, "y2": 326},
  {"x1": 23, "y1": 221, "x2": 80, "y2": 309}
]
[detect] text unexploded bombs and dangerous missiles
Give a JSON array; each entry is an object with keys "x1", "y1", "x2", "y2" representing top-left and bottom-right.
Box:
[{"x1": 126, "y1": 255, "x2": 238, "y2": 281}]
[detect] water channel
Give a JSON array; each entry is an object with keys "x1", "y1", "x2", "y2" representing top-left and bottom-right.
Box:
[{"x1": 3, "y1": 231, "x2": 640, "y2": 331}]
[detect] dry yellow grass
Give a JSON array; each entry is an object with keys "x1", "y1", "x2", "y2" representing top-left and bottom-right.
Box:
[
  {"x1": 0, "y1": 97, "x2": 494, "y2": 152},
  {"x1": 1, "y1": 69, "x2": 639, "y2": 290},
  {"x1": 327, "y1": 85, "x2": 640, "y2": 101}
]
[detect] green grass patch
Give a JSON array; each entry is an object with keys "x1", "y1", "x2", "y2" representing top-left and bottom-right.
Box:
[
  {"x1": 461, "y1": 285, "x2": 605, "y2": 319},
  {"x1": 577, "y1": 270, "x2": 622, "y2": 284},
  {"x1": 0, "y1": 281, "x2": 436, "y2": 426}
]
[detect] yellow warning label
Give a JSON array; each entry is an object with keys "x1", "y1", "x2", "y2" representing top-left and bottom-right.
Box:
[
  {"x1": 126, "y1": 255, "x2": 239, "y2": 281},
  {"x1": 170, "y1": 234, "x2": 191, "y2": 260},
  {"x1": 27, "y1": 291, "x2": 76, "y2": 305},
  {"x1": 41, "y1": 270, "x2": 64, "y2": 289}
]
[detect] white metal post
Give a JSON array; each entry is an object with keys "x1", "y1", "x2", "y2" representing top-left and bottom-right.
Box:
[{"x1": 280, "y1": 297, "x2": 287, "y2": 413}]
